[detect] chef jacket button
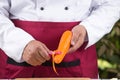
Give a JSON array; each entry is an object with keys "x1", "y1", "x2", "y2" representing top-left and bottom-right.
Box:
[
  {"x1": 64, "y1": 6, "x2": 69, "y2": 10},
  {"x1": 40, "y1": 7, "x2": 44, "y2": 10}
]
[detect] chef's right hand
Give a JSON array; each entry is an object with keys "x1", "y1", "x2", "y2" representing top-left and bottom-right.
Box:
[{"x1": 22, "y1": 40, "x2": 51, "y2": 66}]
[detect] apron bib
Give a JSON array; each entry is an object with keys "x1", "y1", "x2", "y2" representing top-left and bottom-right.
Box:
[{"x1": 0, "y1": 20, "x2": 98, "y2": 78}]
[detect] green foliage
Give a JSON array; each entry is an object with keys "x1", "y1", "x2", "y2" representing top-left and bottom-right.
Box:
[{"x1": 96, "y1": 20, "x2": 120, "y2": 78}]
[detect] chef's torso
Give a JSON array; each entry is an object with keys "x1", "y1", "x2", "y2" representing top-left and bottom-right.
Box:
[{"x1": 9, "y1": 0, "x2": 93, "y2": 22}]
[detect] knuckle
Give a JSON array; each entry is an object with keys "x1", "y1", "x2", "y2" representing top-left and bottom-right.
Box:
[
  {"x1": 28, "y1": 48, "x2": 36, "y2": 55},
  {"x1": 39, "y1": 58, "x2": 45, "y2": 62},
  {"x1": 72, "y1": 46, "x2": 78, "y2": 52},
  {"x1": 26, "y1": 57, "x2": 31, "y2": 62},
  {"x1": 32, "y1": 61, "x2": 41, "y2": 66},
  {"x1": 46, "y1": 56, "x2": 50, "y2": 60},
  {"x1": 28, "y1": 54, "x2": 33, "y2": 59},
  {"x1": 70, "y1": 48, "x2": 75, "y2": 52},
  {"x1": 32, "y1": 64, "x2": 38, "y2": 66},
  {"x1": 36, "y1": 46, "x2": 41, "y2": 51},
  {"x1": 42, "y1": 43, "x2": 46, "y2": 47},
  {"x1": 42, "y1": 59, "x2": 46, "y2": 63},
  {"x1": 39, "y1": 63, "x2": 42, "y2": 65}
]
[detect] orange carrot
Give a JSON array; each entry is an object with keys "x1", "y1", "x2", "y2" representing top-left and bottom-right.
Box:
[
  {"x1": 54, "y1": 30, "x2": 72, "y2": 64},
  {"x1": 52, "y1": 30, "x2": 72, "y2": 75}
]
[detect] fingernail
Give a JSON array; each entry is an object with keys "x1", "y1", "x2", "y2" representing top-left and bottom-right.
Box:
[
  {"x1": 49, "y1": 51, "x2": 54, "y2": 55},
  {"x1": 71, "y1": 41, "x2": 75, "y2": 46},
  {"x1": 55, "y1": 51, "x2": 61, "y2": 54}
]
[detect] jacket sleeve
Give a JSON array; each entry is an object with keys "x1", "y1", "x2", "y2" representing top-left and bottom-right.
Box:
[
  {"x1": 0, "y1": 0, "x2": 34, "y2": 62},
  {"x1": 80, "y1": 0, "x2": 120, "y2": 48}
]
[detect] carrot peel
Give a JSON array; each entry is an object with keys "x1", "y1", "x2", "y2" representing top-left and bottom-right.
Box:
[{"x1": 52, "y1": 53, "x2": 59, "y2": 75}]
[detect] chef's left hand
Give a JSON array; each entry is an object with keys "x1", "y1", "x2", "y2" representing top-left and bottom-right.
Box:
[{"x1": 68, "y1": 25, "x2": 87, "y2": 53}]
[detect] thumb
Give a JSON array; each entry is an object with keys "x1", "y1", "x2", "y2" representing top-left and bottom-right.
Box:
[{"x1": 71, "y1": 30, "x2": 79, "y2": 46}]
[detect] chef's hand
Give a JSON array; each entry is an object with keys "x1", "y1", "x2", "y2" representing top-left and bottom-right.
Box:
[
  {"x1": 68, "y1": 25, "x2": 87, "y2": 53},
  {"x1": 22, "y1": 40, "x2": 50, "y2": 66}
]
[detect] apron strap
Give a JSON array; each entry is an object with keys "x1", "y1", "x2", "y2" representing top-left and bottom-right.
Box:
[{"x1": 7, "y1": 57, "x2": 80, "y2": 67}]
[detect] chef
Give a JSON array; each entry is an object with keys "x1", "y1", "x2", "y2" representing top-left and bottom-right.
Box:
[{"x1": 0, "y1": 0, "x2": 120, "y2": 79}]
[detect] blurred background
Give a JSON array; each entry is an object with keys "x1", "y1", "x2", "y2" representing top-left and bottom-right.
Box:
[{"x1": 96, "y1": 19, "x2": 120, "y2": 78}]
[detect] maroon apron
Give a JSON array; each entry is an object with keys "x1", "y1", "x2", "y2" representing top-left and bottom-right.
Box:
[{"x1": 0, "y1": 20, "x2": 98, "y2": 79}]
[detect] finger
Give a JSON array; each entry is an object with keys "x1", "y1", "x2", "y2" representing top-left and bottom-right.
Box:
[
  {"x1": 38, "y1": 45, "x2": 50, "y2": 61},
  {"x1": 26, "y1": 56, "x2": 42, "y2": 66},
  {"x1": 71, "y1": 29, "x2": 79, "y2": 46},
  {"x1": 35, "y1": 51, "x2": 46, "y2": 63},
  {"x1": 42, "y1": 44, "x2": 51, "y2": 56},
  {"x1": 30, "y1": 53, "x2": 43, "y2": 66},
  {"x1": 26, "y1": 50, "x2": 43, "y2": 66},
  {"x1": 68, "y1": 35, "x2": 84, "y2": 53}
]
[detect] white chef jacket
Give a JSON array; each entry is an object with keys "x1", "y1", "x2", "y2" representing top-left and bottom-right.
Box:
[{"x1": 0, "y1": 0, "x2": 120, "y2": 62}]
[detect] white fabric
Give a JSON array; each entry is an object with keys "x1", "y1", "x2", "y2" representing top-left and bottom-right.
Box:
[{"x1": 0, "y1": 0, "x2": 120, "y2": 62}]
